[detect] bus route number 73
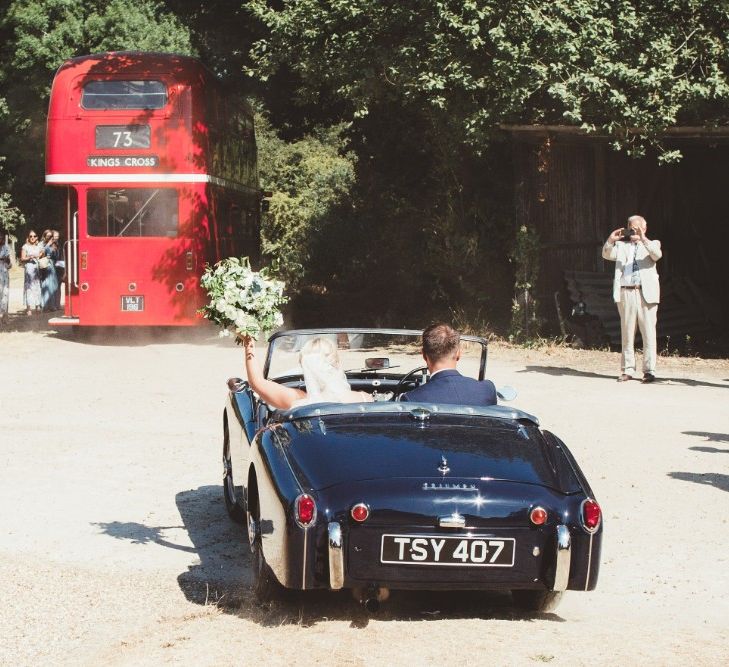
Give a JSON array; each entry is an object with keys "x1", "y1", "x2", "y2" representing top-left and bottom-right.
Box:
[{"x1": 95, "y1": 125, "x2": 151, "y2": 149}]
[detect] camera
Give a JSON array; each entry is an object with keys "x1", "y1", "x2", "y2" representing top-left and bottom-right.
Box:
[{"x1": 621, "y1": 227, "x2": 634, "y2": 242}]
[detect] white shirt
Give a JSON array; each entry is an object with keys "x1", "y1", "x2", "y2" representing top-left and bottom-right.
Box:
[{"x1": 620, "y1": 242, "x2": 641, "y2": 286}]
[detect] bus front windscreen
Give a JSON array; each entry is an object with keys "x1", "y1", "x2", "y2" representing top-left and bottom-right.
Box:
[{"x1": 87, "y1": 188, "x2": 179, "y2": 238}]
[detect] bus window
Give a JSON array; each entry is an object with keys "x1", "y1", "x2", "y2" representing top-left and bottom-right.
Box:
[
  {"x1": 81, "y1": 80, "x2": 167, "y2": 110},
  {"x1": 88, "y1": 188, "x2": 179, "y2": 237}
]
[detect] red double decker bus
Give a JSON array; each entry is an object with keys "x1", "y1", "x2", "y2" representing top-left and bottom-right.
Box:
[{"x1": 46, "y1": 51, "x2": 261, "y2": 326}]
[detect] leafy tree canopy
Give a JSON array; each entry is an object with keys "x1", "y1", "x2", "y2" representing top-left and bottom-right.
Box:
[
  {"x1": 250, "y1": 0, "x2": 729, "y2": 162},
  {"x1": 255, "y1": 112, "x2": 356, "y2": 286},
  {"x1": 0, "y1": 0, "x2": 195, "y2": 224},
  {"x1": 2, "y1": 0, "x2": 194, "y2": 97}
]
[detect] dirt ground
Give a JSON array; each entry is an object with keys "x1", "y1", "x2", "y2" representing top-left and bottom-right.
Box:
[{"x1": 1, "y1": 270, "x2": 729, "y2": 666}]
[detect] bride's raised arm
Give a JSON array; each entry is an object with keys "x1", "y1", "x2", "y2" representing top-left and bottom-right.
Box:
[{"x1": 240, "y1": 336, "x2": 306, "y2": 410}]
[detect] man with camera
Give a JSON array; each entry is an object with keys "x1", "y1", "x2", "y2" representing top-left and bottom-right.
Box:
[{"x1": 602, "y1": 215, "x2": 662, "y2": 383}]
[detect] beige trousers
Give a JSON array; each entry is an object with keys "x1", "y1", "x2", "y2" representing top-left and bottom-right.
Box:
[{"x1": 617, "y1": 288, "x2": 658, "y2": 375}]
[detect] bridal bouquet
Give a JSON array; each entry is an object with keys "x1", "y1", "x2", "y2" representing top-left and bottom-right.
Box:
[{"x1": 199, "y1": 257, "x2": 287, "y2": 340}]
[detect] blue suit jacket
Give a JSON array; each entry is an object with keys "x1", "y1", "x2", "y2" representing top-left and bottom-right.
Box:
[{"x1": 401, "y1": 369, "x2": 497, "y2": 407}]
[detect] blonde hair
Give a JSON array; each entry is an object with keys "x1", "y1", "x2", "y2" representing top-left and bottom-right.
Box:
[{"x1": 299, "y1": 337, "x2": 340, "y2": 369}]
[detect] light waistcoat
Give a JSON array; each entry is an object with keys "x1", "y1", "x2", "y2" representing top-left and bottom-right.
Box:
[{"x1": 602, "y1": 239, "x2": 662, "y2": 304}]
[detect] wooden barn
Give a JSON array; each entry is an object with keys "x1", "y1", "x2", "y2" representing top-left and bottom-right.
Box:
[{"x1": 505, "y1": 126, "x2": 729, "y2": 346}]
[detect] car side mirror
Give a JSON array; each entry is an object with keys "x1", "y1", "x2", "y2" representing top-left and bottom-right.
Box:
[
  {"x1": 365, "y1": 357, "x2": 390, "y2": 370},
  {"x1": 497, "y1": 386, "x2": 517, "y2": 401}
]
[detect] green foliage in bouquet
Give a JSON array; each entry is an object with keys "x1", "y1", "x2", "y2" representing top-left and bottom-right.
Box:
[{"x1": 199, "y1": 257, "x2": 287, "y2": 340}]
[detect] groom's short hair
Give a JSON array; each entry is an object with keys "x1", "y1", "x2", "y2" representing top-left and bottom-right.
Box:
[{"x1": 422, "y1": 323, "x2": 460, "y2": 362}]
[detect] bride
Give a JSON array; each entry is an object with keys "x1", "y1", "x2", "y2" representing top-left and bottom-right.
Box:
[{"x1": 241, "y1": 335, "x2": 373, "y2": 410}]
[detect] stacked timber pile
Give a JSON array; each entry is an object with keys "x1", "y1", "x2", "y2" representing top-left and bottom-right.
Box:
[{"x1": 564, "y1": 270, "x2": 713, "y2": 345}]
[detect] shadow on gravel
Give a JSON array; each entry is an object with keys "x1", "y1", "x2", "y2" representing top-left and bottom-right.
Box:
[
  {"x1": 48, "y1": 325, "x2": 230, "y2": 347},
  {"x1": 684, "y1": 431, "x2": 729, "y2": 444},
  {"x1": 174, "y1": 485, "x2": 251, "y2": 607},
  {"x1": 0, "y1": 310, "x2": 57, "y2": 334},
  {"x1": 520, "y1": 365, "x2": 729, "y2": 389},
  {"x1": 518, "y1": 365, "x2": 616, "y2": 381},
  {"x1": 233, "y1": 588, "x2": 566, "y2": 629},
  {"x1": 668, "y1": 472, "x2": 729, "y2": 493},
  {"x1": 166, "y1": 485, "x2": 567, "y2": 626},
  {"x1": 93, "y1": 520, "x2": 195, "y2": 552},
  {"x1": 0, "y1": 309, "x2": 232, "y2": 347},
  {"x1": 95, "y1": 485, "x2": 568, "y2": 624}
]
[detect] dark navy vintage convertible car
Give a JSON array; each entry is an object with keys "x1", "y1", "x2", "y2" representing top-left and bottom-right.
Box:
[{"x1": 222, "y1": 329, "x2": 602, "y2": 612}]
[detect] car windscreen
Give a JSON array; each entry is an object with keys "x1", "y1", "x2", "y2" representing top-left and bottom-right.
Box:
[{"x1": 266, "y1": 331, "x2": 484, "y2": 381}]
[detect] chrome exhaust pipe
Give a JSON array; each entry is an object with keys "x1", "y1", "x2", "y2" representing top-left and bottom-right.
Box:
[
  {"x1": 353, "y1": 586, "x2": 390, "y2": 612},
  {"x1": 364, "y1": 596, "x2": 380, "y2": 613}
]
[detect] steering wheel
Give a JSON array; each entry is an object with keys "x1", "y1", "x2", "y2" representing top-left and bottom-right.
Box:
[{"x1": 394, "y1": 366, "x2": 429, "y2": 398}]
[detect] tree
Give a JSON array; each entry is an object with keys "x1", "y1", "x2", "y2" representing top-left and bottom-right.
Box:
[
  {"x1": 0, "y1": 192, "x2": 26, "y2": 234},
  {"x1": 0, "y1": 0, "x2": 195, "y2": 228},
  {"x1": 255, "y1": 112, "x2": 356, "y2": 287},
  {"x1": 245, "y1": 1, "x2": 729, "y2": 330},
  {"x1": 249, "y1": 1, "x2": 729, "y2": 162}
]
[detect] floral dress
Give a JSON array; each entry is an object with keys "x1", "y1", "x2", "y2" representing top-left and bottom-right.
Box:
[
  {"x1": 40, "y1": 243, "x2": 60, "y2": 311},
  {"x1": 0, "y1": 243, "x2": 10, "y2": 318},
  {"x1": 22, "y1": 242, "x2": 42, "y2": 309}
]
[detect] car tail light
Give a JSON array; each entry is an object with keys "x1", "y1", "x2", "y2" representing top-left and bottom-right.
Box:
[
  {"x1": 529, "y1": 506, "x2": 548, "y2": 525},
  {"x1": 351, "y1": 503, "x2": 370, "y2": 523},
  {"x1": 581, "y1": 499, "x2": 602, "y2": 533},
  {"x1": 295, "y1": 494, "x2": 316, "y2": 527}
]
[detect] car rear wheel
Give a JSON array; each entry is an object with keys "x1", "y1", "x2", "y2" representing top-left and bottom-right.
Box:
[
  {"x1": 248, "y1": 510, "x2": 283, "y2": 603},
  {"x1": 223, "y1": 420, "x2": 245, "y2": 524},
  {"x1": 511, "y1": 590, "x2": 563, "y2": 613}
]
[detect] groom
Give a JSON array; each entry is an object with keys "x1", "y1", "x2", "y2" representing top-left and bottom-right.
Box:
[{"x1": 401, "y1": 323, "x2": 497, "y2": 406}]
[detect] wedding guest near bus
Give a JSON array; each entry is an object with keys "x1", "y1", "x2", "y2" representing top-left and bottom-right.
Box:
[
  {"x1": 39, "y1": 229, "x2": 60, "y2": 312},
  {"x1": 20, "y1": 229, "x2": 42, "y2": 315},
  {"x1": 0, "y1": 228, "x2": 11, "y2": 323},
  {"x1": 51, "y1": 229, "x2": 64, "y2": 309},
  {"x1": 51, "y1": 230, "x2": 63, "y2": 277}
]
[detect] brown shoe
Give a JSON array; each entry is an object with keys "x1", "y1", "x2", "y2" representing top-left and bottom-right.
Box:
[
  {"x1": 641, "y1": 373, "x2": 656, "y2": 384},
  {"x1": 617, "y1": 374, "x2": 632, "y2": 382}
]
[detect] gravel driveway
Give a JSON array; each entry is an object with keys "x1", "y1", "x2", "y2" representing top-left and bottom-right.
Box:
[{"x1": 1, "y1": 317, "x2": 728, "y2": 666}]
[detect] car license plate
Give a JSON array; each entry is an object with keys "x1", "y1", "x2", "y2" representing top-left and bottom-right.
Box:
[
  {"x1": 121, "y1": 295, "x2": 144, "y2": 312},
  {"x1": 380, "y1": 534, "x2": 515, "y2": 567}
]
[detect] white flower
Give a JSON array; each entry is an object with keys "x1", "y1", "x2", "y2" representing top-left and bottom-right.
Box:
[
  {"x1": 199, "y1": 256, "x2": 288, "y2": 343},
  {"x1": 234, "y1": 311, "x2": 250, "y2": 329}
]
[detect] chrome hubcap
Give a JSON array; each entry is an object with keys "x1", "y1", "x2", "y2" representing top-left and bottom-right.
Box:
[
  {"x1": 247, "y1": 513, "x2": 258, "y2": 548},
  {"x1": 223, "y1": 451, "x2": 236, "y2": 501}
]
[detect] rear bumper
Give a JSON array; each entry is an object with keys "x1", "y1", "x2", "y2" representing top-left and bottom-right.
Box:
[
  {"x1": 327, "y1": 521, "x2": 597, "y2": 591},
  {"x1": 327, "y1": 520, "x2": 580, "y2": 592}
]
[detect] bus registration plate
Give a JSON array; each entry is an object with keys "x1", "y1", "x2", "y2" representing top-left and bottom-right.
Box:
[{"x1": 121, "y1": 295, "x2": 145, "y2": 312}]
